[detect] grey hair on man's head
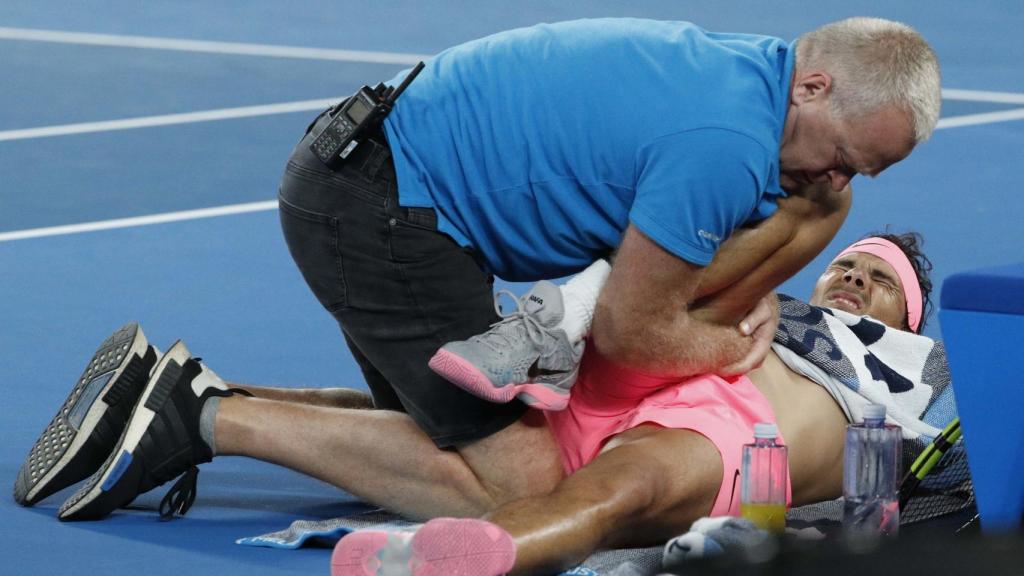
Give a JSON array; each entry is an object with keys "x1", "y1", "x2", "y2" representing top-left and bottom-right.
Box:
[{"x1": 796, "y1": 17, "x2": 941, "y2": 143}]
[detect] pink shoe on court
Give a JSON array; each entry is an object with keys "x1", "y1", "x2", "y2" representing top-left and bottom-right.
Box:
[{"x1": 330, "y1": 518, "x2": 516, "y2": 576}]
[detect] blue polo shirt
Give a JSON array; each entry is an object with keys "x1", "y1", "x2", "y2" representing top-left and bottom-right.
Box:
[{"x1": 384, "y1": 18, "x2": 793, "y2": 281}]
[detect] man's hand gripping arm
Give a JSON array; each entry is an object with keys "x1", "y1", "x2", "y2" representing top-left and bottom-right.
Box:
[{"x1": 592, "y1": 182, "x2": 851, "y2": 377}]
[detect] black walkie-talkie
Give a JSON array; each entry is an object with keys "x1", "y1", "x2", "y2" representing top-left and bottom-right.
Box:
[{"x1": 310, "y1": 61, "x2": 425, "y2": 169}]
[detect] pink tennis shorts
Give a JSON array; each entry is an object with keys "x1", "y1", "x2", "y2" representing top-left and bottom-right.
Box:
[{"x1": 544, "y1": 344, "x2": 792, "y2": 517}]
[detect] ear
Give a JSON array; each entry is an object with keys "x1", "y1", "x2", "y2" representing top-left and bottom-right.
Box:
[{"x1": 791, "y1": 71, "x2": 833, "y2": 105}]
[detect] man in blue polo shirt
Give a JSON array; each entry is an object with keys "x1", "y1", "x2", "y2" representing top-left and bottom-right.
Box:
[
  {"x1": 274, "y1": 17, "x2": 941, "y2": 507},
  {"x1": 387, "y1": 19, "x2": 790, "y2": 279},
  {"x1": 15, "y1": 16, "x2": 944, "y2": 533}
]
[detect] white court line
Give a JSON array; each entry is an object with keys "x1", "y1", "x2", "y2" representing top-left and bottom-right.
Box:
[
  {"x1": 3, "y1": 27, "x2": 1021, "y2": 106},
  {"x1": 3, "y1": 92, "x2": 1024, "y2": 144},
  {"x1": 2, "y1": 105, "x2": 1023, "y2": 244},
  {"x1": 0, "y1": 26, "x2": 430, "y2": 65},
  {"x1": 936, "y1": 107, "x2": 1024, "y2": 130},
  {"x1": 0, "y1": 201, "x2": 277, "y2": 243},
  {"x1": 0, "y1": 98, "x2": 338, "y2": 142},
  {"x1": 0, "y1": 25, "x2": 1021, "y2": 242},
  {"x1": 942, "y1": 89, "x2": 1024, "y2": 105}
]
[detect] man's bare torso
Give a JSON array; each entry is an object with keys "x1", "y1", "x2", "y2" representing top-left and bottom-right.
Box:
[{"x1": 748, "y1": 351, "x2": 848, "y2": 506}]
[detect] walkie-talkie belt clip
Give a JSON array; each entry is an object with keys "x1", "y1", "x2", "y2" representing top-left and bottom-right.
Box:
[{"x1": 309, "y1": 61, "x2": 425, "y2": 170}]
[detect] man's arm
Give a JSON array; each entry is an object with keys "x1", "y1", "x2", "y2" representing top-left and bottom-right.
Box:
[
  {"x1": 592, "y1": 225, "x2": 736, "y2": 375},
  {"x1": 592, "y1": 182, "x2": 851, "y2": 376},
  {"x1": 693, "y1": 181, "x2": 851, "y2": 319}
]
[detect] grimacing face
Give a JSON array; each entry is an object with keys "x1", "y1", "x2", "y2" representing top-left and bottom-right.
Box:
[
  {"x1": 778, "y1": 71, "x2": 916, "y2": 193},
  {"x1": 809, "y1": 251, "x2": 909, "y2": 330}
]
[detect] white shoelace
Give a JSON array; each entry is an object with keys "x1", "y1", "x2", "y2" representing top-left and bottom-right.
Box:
[{"x1": 474, "y1": 289, "x2": 556, "y2": 352}]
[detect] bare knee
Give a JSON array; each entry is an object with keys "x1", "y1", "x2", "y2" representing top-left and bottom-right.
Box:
[
  {"x1": 587, "y1": 428, "x2": 723, "y2": 546},
  {"x1": 459, "y1": 412, "x2": 564, "y2": 507},
  {"x1": 553, "y1": 459, "x2": 662, "y2": 520}
]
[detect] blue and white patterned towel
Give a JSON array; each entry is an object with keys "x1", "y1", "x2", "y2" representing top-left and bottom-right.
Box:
[
  {"x1": 772, "y1": 294, "x2": 954, "y2": 442},
  {"x1": 773, "y1": 295, "x2": 972, "y2": 525}
]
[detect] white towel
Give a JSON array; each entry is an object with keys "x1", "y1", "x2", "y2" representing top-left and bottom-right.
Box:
[{"x1": 771, "y1": 294, "x2": 952, "y2": 441}]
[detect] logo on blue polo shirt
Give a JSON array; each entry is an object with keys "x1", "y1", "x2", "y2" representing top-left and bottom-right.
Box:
[{"x1": 698, "y1": 229, "x2": 722, "y2": 243}]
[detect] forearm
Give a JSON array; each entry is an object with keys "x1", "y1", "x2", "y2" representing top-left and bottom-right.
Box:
[
  {"x1": 592, "y1": 228, "x2": 784, "y2": 377},
  {"x1": 594, "y1": 184, "x2": 847, "y2": 376},
  {"x1": 593, "y1": 290, "x2": 756, "y2": 377},
  {"x1": 606, "y1": 209, "x2": 830, "y2": 375},
  {"x1": 695, "y1": 182, "x2": 848, "y2": 302},
  {"x1": 692, "y1": 222, "x2": 793, "y2": 300},
  {"x1": 591, "y1": 225, "x2": 748, "y2": 375},
  {"x1": 653, "y1": 316, "x2": 753, "y2": 377}
]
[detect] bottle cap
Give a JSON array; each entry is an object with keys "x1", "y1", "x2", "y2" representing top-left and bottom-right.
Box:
[
  {"x1": 753, "y1": 422, "x2": 778, "y2": 439},
  {"x1": 863, "y1": 404, "x2": 887, "y2": 421}
]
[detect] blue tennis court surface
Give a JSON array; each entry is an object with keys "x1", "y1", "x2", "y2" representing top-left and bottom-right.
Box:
[{"x1": 2, "y1": 1, "x2": 1021, "y2": 574}]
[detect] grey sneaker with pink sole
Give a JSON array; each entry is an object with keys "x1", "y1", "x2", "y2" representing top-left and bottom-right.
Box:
[{"x1": 428, "y1": 281, "x2": 584, "y2": 411}]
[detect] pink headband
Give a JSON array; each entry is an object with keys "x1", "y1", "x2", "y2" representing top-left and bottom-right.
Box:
[{"x1": 835, "y1": 237, "x2": 923, "y2": 332}]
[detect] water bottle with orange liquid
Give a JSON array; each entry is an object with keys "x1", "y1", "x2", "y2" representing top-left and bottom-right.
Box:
[{"x1": 740, "y1": 422, "x2": 788, "y2": 532}]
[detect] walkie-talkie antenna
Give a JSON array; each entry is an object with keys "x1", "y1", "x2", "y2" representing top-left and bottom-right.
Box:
[{"x1": 385, "y1": 61, "x2": 425, "y2": 106}]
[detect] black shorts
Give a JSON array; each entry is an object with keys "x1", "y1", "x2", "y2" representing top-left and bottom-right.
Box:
[{"x1": 277, "y1": 109, "x2": 528, "y2": 448}]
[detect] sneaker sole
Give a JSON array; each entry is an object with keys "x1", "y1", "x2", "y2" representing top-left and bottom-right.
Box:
[
  {"x1": 412, "y1": 518, "x2": 516, "y2": 576},
  {"x1": 331, "y1": 530, "x2": 397, "y2": 575},
  {"x1": 331, "y1": 518, "x2": 515, "y2": 576},
  {"x1": 429, "y1": 350, "x2": 570, "y2": 411},
  {"x1": 513, "y1": 377, "x2": 573, "y2": 412},
  {"x1": 14, "y1": 323, "x2": 157, "y2": 506},
  {"x1": 428, "y1": 350, "x2": 517, "y2": 404},
  {"x1": 58, "y1": 343, "x2": 192, "y2": 521}
]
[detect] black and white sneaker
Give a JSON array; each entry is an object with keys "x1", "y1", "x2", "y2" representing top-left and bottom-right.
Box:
[
  {"x1": 14, "y1": 323, "x2": 159, "y2": 507},
  {"x1": 58, "y1": 340, "x2": 231, "y2": 521}
]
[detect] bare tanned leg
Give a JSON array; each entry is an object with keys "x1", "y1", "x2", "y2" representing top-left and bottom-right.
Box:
[
  {"x1": 226, "y1": 383, "x2": 374, "y2": 409},
  {"x1": 215, "y1": 395, "x2": 496, "y2": 519},
  {"x1": 487, "y1": 426, "x2": 722, "y2": 575}
]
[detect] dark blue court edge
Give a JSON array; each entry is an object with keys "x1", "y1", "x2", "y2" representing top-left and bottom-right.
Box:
[{"x1": 940, "y1": 262, "x2": 1024, "y2": 315}]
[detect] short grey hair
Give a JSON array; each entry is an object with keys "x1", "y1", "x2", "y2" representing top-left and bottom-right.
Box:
[{"x1": 796, "y1": 17, "x2": 941, "y2": 142}]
